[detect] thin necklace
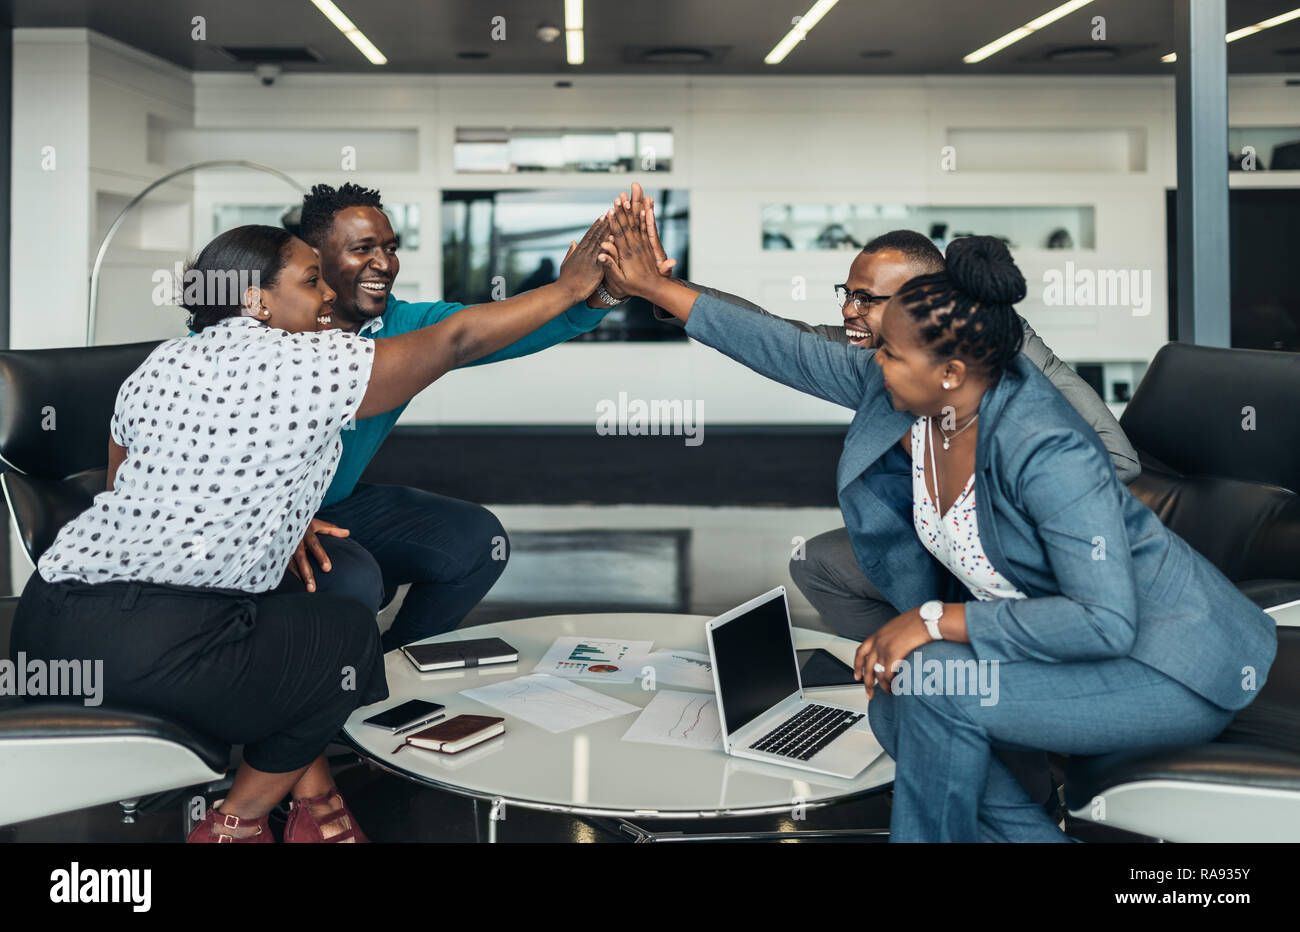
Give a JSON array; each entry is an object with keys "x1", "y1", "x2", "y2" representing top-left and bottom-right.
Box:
[
  {"x1": 936, "y1": 411, "x2": 978, "y2": 450},
  {"x1": 926, "y1": 417, "x2": 943, "y2": 514}
]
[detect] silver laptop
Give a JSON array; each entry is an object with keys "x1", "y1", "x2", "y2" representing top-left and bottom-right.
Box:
[{"x1": 705, "y1": 586, "x2": 882, "y2": 779}]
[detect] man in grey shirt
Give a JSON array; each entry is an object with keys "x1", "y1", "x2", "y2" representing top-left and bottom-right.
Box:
[{"x1": 620, "y1": 190, "x2": 1139, "y2": 642}]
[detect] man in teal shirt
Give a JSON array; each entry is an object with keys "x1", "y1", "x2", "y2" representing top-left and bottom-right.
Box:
[{"x1": 282, "y1": 183, "x2": 619, "y2": 649}]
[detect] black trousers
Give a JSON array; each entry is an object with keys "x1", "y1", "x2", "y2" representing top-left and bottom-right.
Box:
[{"x1": 11, "y1": 573, "x2": 389, "y2": 773}]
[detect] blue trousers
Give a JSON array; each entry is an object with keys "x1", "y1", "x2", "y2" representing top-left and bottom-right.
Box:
[
  {"x1": 867, "y1": 641, "x2": 1235, "y2": 842},
  {"x1": 303, "y1": 484, "x2": 509, "y2": 651}
]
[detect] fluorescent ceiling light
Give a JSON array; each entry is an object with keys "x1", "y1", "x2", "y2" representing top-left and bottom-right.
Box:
[
  {"x1": 565, "y1": 0, "x2": 584, "y2": 31},
  {"x1": 964, "y1": 0, "x2": 1096, "y2": 64},
  {"x1": 765, "y1": 0, "x2": 841, "y2": 65},
  {"x1": 308, "y1": 0, "x2": 387, "y2": 65},
  {"x1": 1162, "y1": 6, "x2": 1300, "y2": 62},
  {"x1": 565, "y1": 0, "x2": 584, "y2": 65},
  {"x1": 566, "y1": 29, "x2": 585, "y2": 66}
]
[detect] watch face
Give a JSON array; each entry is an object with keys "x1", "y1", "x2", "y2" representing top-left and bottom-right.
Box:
[{"x1": 920, "y1": 600, "x2": 943, "y2": 621}]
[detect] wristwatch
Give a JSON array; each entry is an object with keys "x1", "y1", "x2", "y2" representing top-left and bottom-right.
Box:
[
  {"x1": 920, "y1": 600, "x2": 944, "y2": 641},
  {"x1": 594, "y1": 283, "x2": 628, "y2": 307}
]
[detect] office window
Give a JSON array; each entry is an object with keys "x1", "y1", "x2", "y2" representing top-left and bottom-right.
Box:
[
  {"x1": 454, "y1": 128, "x2": 673, "y2": 174},
  {"x1": 442, "y1": 188, "x2": 689, "y2": 341},
  {"x1": 1228, "y1": 127, "x2": 1300, "y2": 171},
  {"x1": 761, "y1": 204, "x2": 1096, "y2": 252},
  {"x1": 212, "y1": 203, "x2": 422, "y2": 249}
]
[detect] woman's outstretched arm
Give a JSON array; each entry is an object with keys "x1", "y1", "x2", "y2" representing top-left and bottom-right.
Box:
[
  {"x1": 355, "y1": 214, "x2": 608, "y2": 419},
  {"x1": 598, "y1": 200, "x2": 875, "y2": 411}
]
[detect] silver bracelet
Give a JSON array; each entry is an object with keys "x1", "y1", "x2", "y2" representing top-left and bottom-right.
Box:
[{"x1": 594, "y1": 283, "x2": 629, "y2": 307}]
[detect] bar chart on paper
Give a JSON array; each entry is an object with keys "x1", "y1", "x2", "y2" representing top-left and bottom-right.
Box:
[
  {"x1": 622, "y1": 690, "x2": 724, "y2": 751},
  {"x1": 534, "y1": 637, "x2": 653, "y2": 683}
]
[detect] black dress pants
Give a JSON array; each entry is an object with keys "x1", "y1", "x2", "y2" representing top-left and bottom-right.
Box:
[{"x1": 10, "y1": 572, "x2": 389, "y2": 773}]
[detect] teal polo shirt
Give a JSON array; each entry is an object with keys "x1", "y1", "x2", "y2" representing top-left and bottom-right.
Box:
[{"x1": 321, "y1": 293, "x2": 608, "y2": 508}]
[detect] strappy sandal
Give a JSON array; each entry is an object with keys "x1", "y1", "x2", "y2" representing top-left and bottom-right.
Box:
[
  {"x1": 186, "y1": 800, "x2": 273, "y2": 843},
  {"x1": 284, "y1": 789, "x2": 369, "y2": 843}
]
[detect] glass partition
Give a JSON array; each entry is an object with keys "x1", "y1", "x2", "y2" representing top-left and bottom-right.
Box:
[{"x1": 761, "y1": 204, "x2": 1096, "y2": 252}]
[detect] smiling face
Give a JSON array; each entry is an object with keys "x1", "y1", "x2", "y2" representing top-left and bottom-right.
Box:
[
  {"x1": 250, "y1": 237, "x2": 336, "y2": 334},
  {"x1": 841, "y1": 249, "x2": 927, "y2": 348},
  {"x1": 316, "y1": 205, "x2": 399, "y2": 330},
  {"x1": 872, "y1": 296, "x2": 958, "y2": 416}
]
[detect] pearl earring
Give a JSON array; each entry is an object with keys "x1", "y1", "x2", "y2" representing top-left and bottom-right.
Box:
[{"x1": 942, "y1": 381, "x2": 951, "y2": 389}]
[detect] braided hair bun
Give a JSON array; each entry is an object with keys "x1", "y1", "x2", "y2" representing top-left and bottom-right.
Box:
[
  {"x1": 945, "y1": 236, "x2": 1026, "y2": 306},
  {"x1": 896, "y1": 234, "x2": 1027, "y2": 372}
]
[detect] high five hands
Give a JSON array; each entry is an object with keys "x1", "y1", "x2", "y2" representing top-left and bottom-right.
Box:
[
  {"x1": 597, "y1": 181, "x2": 700, "y2": 320},
  {"x1": 555, "y1": 213, "x2": 611, "y2": 304}
]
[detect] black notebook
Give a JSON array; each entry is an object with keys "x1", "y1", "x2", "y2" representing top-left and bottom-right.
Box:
[{"x1": 401, "y1": 637, "x2": 519, "y2": 672}]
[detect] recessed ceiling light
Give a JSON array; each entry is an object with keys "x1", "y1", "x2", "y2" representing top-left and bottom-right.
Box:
[
  {"x1": 765, "y1": 0, "x2": 842, "y2": 65},
  {"x1": 307, "y1": 0, "x2": 386, "y2": 65},
  {"x1": 1162, "y1": 6, "x2": 1300, "y2": 62},
  {"x1": 641, "y1": 47, "x2": 714, "y2": 65},
  {"x1": 964, "y1": 0, "x2": 1097, "y2": 64},
  {"x1": 1044, "y1": 44, "x2": 1119, "y2": 62}
]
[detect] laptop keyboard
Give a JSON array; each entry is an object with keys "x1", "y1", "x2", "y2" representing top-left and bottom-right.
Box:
[{"x1": 748, "y1": 704, "x2": 864, "y2": 761}]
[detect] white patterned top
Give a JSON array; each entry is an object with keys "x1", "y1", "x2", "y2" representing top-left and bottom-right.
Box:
[
  {"x1": 911, "y1": 416, "x2": 1027, "y2": 602},
  {"x1": 38, "y1": 316, "x2": 374, "y2": 593}
]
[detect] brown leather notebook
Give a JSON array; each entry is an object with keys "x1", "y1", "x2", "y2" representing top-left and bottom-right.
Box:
[{"x1": 392, "y1": 714, "x2": 505, "y2": 755}]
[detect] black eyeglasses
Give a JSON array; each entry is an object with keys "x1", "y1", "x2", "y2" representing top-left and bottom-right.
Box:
[{"x1": 835, "y1": 284, "x2": 892, "y2": 313}]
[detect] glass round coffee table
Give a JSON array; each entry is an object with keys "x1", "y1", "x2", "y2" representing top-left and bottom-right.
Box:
[{"x1": 342, "y1": 612, "x2": 894, "y2": 842}]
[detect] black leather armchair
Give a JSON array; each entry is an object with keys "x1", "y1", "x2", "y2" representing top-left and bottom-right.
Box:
[
  {"x1": 0, "y1": 342, "x2": 229, "y2": 828},
  {"x1": 1063, "y1": 343, "x2": 1300, "y2": 841}
]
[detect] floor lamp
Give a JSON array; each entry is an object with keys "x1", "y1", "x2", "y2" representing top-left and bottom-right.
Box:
[{"x1": 86, "y1": 159, "x2": 307, "y2": 346}]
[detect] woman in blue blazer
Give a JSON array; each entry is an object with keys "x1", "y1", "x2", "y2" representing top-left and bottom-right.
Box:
[{"x1": 597, "y1": 204, "x2": 1277, "y2": 842}]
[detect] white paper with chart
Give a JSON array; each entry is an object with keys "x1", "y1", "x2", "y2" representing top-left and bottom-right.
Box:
[
  {"x1": 460, "y1": 674, "x2": 640, "y2": 733},
  {"x1": 621, "y1": 689, "x2": 724, "y2": 751},
  {"x1": 532, "y1": 636, "x2": 653, "y2": 684}
]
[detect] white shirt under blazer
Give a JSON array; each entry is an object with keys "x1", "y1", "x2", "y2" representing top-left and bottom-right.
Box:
[
  {"x1": 39, "y1": 316, "x2": 375, "y2": 592},
  {"x1": 910, "y1": 416, "x2": 1027, "y2": 603}
]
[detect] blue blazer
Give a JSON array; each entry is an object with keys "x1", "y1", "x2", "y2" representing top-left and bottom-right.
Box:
[{"x1": 685, "y1": 293, "x2": 1276, "y2": 711}]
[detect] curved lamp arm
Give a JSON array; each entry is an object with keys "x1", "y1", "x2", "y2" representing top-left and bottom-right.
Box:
[{"x1": 86, "y1": 159, "x2": 308, "y2": 346}]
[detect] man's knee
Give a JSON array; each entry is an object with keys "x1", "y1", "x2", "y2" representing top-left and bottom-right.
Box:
[
  {"x1": 789, "y1": 528, "x2": 842, "y2": 593},
  {"x1": 463, "y1": 507, "x2": 509, "y2": 583},
  {"x1": 313, "y1": 536, "x2": 384, "y2": 615}
]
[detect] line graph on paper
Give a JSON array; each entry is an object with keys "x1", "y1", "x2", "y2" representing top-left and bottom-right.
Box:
[{"x1": 621, "y1": 690, "x2": 724, "y2": 751}]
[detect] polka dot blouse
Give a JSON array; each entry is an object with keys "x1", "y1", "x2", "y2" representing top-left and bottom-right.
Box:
[
  {"x1": 38, "y1": 316, "x2": 375, "y2": 593},
  {"x1": 910, "y1": 416, "x2": 1026, "y2": 603}
]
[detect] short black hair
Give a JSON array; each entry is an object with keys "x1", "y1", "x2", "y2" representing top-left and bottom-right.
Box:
[
  {"x1": 182, "y1": 225, "x2": 294, "y2": 332},
  {"x1": 861, "y1": 230, "x2": 945, "y2": 275},
  {"x1": 298, "y1": 182, "x2": 384, "y2": 247}
]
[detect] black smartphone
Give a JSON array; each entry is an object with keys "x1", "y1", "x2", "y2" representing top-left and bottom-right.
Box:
[
  {"x1": 797, "y1": 648, "x2": 858, "y2": 688},
  {"x1": 362, "y1": 699, "x2": 446, "y2": 733}
]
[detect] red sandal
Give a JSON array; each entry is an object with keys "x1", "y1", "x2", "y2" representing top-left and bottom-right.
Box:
[
  {"x1": 284, "y1": 789, "x2": 369, "y2": 843},
  {"x1": 186, "y1": 800, "x2": 273, "y2": 843}
]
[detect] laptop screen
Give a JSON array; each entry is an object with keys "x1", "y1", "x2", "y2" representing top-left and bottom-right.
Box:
[{"x1": 712, "y1": 592, "x2": 801, "y2": 736}]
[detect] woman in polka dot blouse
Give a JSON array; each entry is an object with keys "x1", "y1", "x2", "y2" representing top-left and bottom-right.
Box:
[{"x1": 11, "y1": 218, "x2": 609, "y2": 843}]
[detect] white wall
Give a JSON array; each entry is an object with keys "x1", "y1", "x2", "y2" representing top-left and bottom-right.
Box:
[{"x1": 11, "y1": 29, "x2": 1300, "y2": 428}]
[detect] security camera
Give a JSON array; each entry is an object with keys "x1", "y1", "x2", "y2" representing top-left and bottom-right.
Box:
[
  {"x1": 536, "y1": 24, "x2": 561, "y2": 43},
  {"x1": 255, "y1": 63, "x2": 282, "y2": 86}
]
